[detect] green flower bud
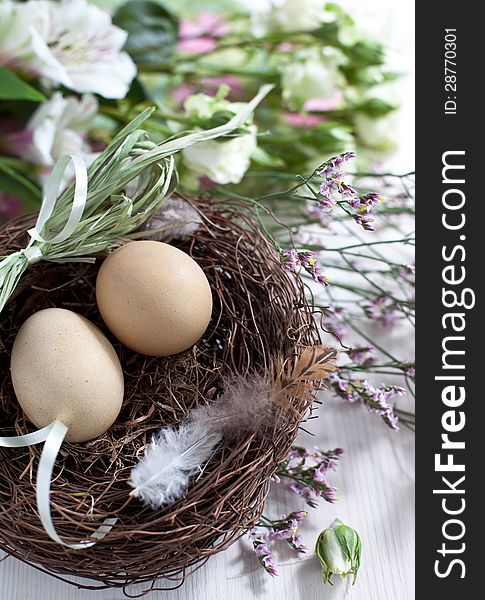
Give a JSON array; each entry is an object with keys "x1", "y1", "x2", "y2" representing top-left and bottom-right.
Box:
[{"x1": 315, "y1": 519, "x2": 362, "y2": 585}]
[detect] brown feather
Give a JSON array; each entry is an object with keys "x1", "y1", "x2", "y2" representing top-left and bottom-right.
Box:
[{"x1": 271, "y1": 345, "x2": 338, "y2": 411}]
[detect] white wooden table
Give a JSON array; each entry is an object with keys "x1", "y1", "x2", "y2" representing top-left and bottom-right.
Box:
[{"x1": 1, "y1": 391, "x2": 415, "y2": 600}]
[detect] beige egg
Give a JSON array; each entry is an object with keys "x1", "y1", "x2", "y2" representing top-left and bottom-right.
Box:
[
  {"x1": 10, "y1": 308, "x2": 124, "y2": 443},
  {"x1": 95, "y1": 241, "x2": 213, "y2": 356}
]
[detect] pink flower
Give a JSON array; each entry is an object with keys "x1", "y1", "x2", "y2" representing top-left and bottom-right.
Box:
[
  {"x1": 179, "y1": 13, "x2": 228, "y2": 38},
  {"x1": 282, "y1": 113, "x2": 325, "y2": 128},
  {"x1": 171, "y1": 77, "x2": 244, "y2": 107},
  {"x1": 171, "y1": 83, "x2": 196, "y2": 105},
  {"x1": 178, "y1": 13, "x2": 228, "y2": 55},
  {"x1": 177, "y1": 37, "x2": 217, "y2": 55},
  {"x1": 304, "y1": 92, "x2": 344, "y2": 112}
]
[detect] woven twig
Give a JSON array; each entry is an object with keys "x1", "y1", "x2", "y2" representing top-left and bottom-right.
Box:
[{"x1": 0, "y1": 198, "x2": 320, "y2": 593}]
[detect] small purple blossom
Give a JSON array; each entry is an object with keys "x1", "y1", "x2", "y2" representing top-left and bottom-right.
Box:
[
  {"x1": 281, "y1": 248, "x2": 301, "y2": 271},
  {"x1": 364, "y1": 296, "x2": 401, "y2": 330},
  {"x1": 329, "y1": 373, "x2": 404, "y2": 431},
  {"x1": 317, "y1": 192, "x2": 336, "y2": 211},
  {"x1": 348, "y1": 345, "x2": 375, "y2": 365},
  {"x1": 397, "y1": 263, "x2": 416, "y2": 284},
  {"x1": 400, "y1": 361, "x2": 416, "y2": 377},
  {"x1": 358, "y1": 192, "x2": 384, "y2": 213},
  {"x1": 281, "y1": 249, "x2": 329, "y2": 286},
  {"x1": 324, "y1": 303, "x2": 348, "y2": 339},
  {"x1": 248, "y1": 510, "x2": 309, "y2": 574},
  {"x1": 314, "y1": 153, "x2": 383, "y2": 227},
  {"x1": 248, "y1": 531, "x2": 278, "y2": 577},
  {"x1": 353, "y1": 214, "x2": 375, "y2": 231},
  {"x1": 317, "y1": 152, "x2": 356, "y2": 179},
  {"x1": 274, "y1": 446, "x2": 343, "y2": 507}
]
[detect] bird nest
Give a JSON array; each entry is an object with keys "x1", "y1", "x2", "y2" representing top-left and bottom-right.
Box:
[{"x1": 0, "y1": 198, "x2": 321, "y2": 594}]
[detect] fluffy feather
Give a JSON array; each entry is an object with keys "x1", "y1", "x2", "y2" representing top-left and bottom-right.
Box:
[
  {"x1": 189, "y1": 374, "x2": 272, "y2": 438},
  {"x1": 129, "y1": 345, "x2": 338, "y2": 509},
  {"x1": 271, "y1": 345, "x2": 338, "y2": 410},
  {"x1": 129, "y1": 422, "x2": 222, "y2": 508},
  {"x1": 146, "y1": 196, "x2": 202, "y2": 240}
]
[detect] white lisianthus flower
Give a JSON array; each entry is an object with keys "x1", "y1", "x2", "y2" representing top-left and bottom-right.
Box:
[
  {"x1": 18, "y1": 92, "x2": 98, "y2": 168},
  {"x1": 281, "y1": 48, "x2": 345, "y2": 109},
  {"x1": 182, "y1": 94, "x2": 258, "y2": 185},
  {"x1": 0, "y1": 0, "x2": 136, "y2": 99},
  {"x1": 354, "y1": 112, "x2": 399, "y2": 152},
  {"x1": 315, "y1": 519, "x2": 362, "y2": 584},
  {"x1": 182, "y1": 128, "x2": 257, "y2": 185},
  {"x1": 271, "y1": 0, "x2": 335, "y2": 32},
  {"x1": 354, "y1": 84, "x2": 400, "y2": 152}
]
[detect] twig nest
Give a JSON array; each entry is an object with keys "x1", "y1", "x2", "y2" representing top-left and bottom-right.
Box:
[
  {"x1": 96, "y1": 240, "x2": 213, "y2": 356},
  {"x1": 11, "y1": 308, "x2": 124, "y2": 442},
  {"x1": 0, "y1": 199, "x2": 320, "y2": 591}
]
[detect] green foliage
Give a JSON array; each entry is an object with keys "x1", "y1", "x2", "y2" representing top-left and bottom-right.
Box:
[
  {"x1": 113, "y1": 0, "x2": 179, "y2": 67},
  {"x1": 0, "y1": 68, "x2": 46, "y2": 102},
  {"x1": 0, "y1": 158, "x2": 41, "y2": 209},
  {"x1": 357, "y1": 98, "x2": 397, "y2": 117}
]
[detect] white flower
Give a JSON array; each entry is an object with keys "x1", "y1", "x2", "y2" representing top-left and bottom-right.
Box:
[
  {"x1": 183, "y1": 93, "x2": 231, "y2": 120},
  {"x1": 0, "y1": 0, "x2": 136, "y2": 99},
  {"x1": 18, "y1": 92, "x2": 98, "y2": 168},
  {"x1": 354, "y1": 112, "x2": 399, "y2": 152},
  {"x1": 270, "y1": 0, "x2": 335, "y2": 32},
  {"x1": 181, "y1": 93, "x2": 258, "y2": 185},
  {"x1": 0, "y1": 1, "x2": 49, "y2": 68},
  {"x1": 183, "y1": 128, "x2": 257, "y2": 185},
  {"x1": 354, "y1": 84, "x2": 400, "y2": 152},
  {"x1": 315, "y1": 519, "x2": 362, "y2": 584},
  {"x1": 281, "y1": 48, "x2": 345, "y2": 109}
]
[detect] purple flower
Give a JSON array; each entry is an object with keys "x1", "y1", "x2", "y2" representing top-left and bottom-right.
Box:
[
  {"x1": 317, "y1": 152, "x2": 356, "y2": 179},
  {"x1": 249, "y1": 510, "x2": 309, "y2": 575},
  {"x1": 318, "y1": 192, "x2": 336, "y2": 211},
  {"x1": 365, "y1": 296, "x2": 400, "y2": 330},
  {"x1": 281, "y1": 249, "x2": 329, "y2": 286},
  {"x1": 276, "y1": 446, "x2": 342, "y2": 507},
  {"x1": 329, "y1": 374, "x2": 403, "y2": 431},
  {"x1": 248, "y1": 530, "x2": 279, "y2": 577},
  {"x1": 398, "y1": 263, "x2": 416, "y2": 284},
  {"x1": 313, "y1": 464, "x2": 330, "y2": 483},
  {"x1": 0, "y1": 192, "x2": 23, "y2": 220},
  {"x1": 348, "y1": 345, "x2": 375, "y2": 366},
  {"x1": 324, "y1": 303, "x2": 348, "y2": 339},
  {"x1": 353, "y1": 214, "x2": 375, "y2": 231},
  {"x1": 405, "y1": 366, "x2": 416, "y2": 377},
  {"x1": 289, "y1": 533, "x2": 307, "y2": 553},
  {"x1": 281, "y1": 249, "x2": 301, "y2": 271},
  {"x1": 358, "y1": 192, "x2": 384, "y2": 213}
]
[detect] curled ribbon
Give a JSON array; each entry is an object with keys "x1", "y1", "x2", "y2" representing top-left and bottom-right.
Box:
[
  {"x1": 0, "y1": 154, "x2": 88, "y2": 312},
  {"x1": 27, "y1": 153, "x2": 88, "y2": 251},
  {"x1": 0, "y1": 420, "x2": 116, "y2": 549}
]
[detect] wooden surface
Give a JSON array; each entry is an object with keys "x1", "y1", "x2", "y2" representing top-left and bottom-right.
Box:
[{"x1": 1, "y1": 391, "x2": 415, "y2": 600}]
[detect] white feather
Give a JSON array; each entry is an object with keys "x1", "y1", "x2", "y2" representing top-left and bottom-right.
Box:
[{"x1": 129, "y1": 422, "x2": 222, "y2": 508}]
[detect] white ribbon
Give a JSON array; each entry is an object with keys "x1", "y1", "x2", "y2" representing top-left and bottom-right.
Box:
[
  {"x1": 0, "y1": 420, "x2": 116, "y2": 549},
  {"x1": 27, "y1": 153, "x2": 88, "y2": 250}
]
